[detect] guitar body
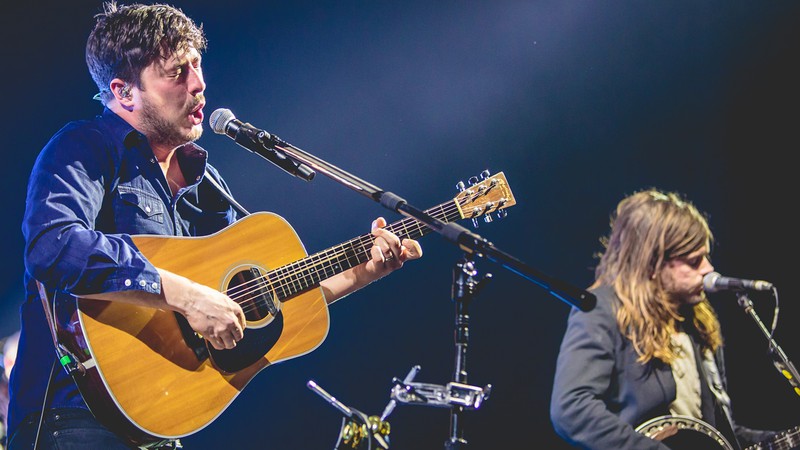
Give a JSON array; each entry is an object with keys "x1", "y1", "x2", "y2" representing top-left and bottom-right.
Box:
[
  {"x1": 59, "y1": 212, "x2": 330, "y2": 443},
  {"x1": 45, "y1": 171, "x2": 516, "y2": 445}
]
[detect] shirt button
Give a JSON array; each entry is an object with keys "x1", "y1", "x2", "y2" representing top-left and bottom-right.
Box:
[
  {"x1": 145, "y1": 206, "x2": 152, "y2": 213},
  {"x1": 151, "y1": 282, "x2": 159, "y2": 290},
  {"x1": 124, "y1": 279, "x2": 132, "y2": 287},
  {"x1": 139, "y1": 280, "x2": 147, "y2": 287}
]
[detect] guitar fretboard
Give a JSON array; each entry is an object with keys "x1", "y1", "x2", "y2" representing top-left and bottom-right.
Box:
[
  {"x1": 268, "y1": 200, "x2": 460, "y2": 301},
  {"x1": 225, "y1": 172, "x2": 513, "y2": 313}
]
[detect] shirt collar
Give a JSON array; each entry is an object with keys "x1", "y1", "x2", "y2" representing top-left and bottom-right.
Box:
[{"x1": 101, "y1": 107, "x2": 144, "y2": 149}]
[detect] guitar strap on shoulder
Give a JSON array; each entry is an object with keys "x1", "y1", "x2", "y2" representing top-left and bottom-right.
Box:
[
  {"x1": 204, "y1": 169, "x2": 250, "y2": 218},
  {"x1": 695, "y1": 342, "x2": 741, "y2": 450},
  {"x1": 702, "y1": 350, "x2": 734, "y2": 425}
]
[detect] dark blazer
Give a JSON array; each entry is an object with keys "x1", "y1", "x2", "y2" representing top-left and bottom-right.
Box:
[{"x1": 549, "y1": 285, "x2": 773, "y2": 450}]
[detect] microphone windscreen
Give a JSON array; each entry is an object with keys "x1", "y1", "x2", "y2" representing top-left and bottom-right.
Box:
[
  {"x1": 209, "y1": 108, "x2": 234, "y2": 134},
  {"x1": 702, "y1": 272, "x2": 722, "y2": 292}
]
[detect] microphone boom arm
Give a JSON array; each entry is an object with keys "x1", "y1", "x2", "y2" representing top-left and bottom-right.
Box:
[
  {"x1": 261, "y1": 133, "x2": 595, "y2": 311},
  {"x1": 210, "y1": 108, "x2": 593, "y2": 310}
]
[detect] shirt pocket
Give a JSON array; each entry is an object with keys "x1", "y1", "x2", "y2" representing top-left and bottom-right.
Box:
[{"x1": 115, "y1": 184, "x2": 166, "y2": 229}]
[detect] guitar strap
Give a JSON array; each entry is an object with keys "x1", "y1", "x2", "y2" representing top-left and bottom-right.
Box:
[
  {"x1": 693, "y1": 339, "x2": 741, "y2": 450},
  {"x1": 37, "y1": 281, "x2": 60, "y2": 359},
  {"x1": 31, "y1": 281, "x2": 87, "y2": 449},
  {"x1": 36, "y1": 281, "x2": 81, "y2": 376},
  {"x1": 204, "y1": 169, "x2": 251, "y2": 218}
]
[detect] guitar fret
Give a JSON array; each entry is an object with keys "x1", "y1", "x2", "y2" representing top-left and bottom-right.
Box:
[
  {"x1": 267, "y1": 270, "x2": 287, "y2": 301},
  {"x1": 324, "y1": 246, "x2": 349, "y2": 276},
  {"x1": 390, "y1": 221, "x2": 409, "y2": 241},
  {"x1": 288, "y1": 261, "x2": 302, "y2": 293},
  {"x1": 343, "y1": 241, "x2": 367, "y2": 268},
  {"x1": 298, "y1": 256, "x2": 313, "y2": 291},
  {"x1": 442, "y1": 202, "x2": 457, "y2": 223},
  {"x1": 355, "y1": 237, "x2": 371, "y2": 265},
  {"x1": 317, "y1": 248, "x2": 334, "y2": 280}
]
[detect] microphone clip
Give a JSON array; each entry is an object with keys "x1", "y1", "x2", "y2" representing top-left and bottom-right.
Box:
[
  {"x1": 253, "y1": 129, "x2": 286, "y2": 149},
  {"x1": 233, "y1": 126, "x2": 315, "y2": 181}
]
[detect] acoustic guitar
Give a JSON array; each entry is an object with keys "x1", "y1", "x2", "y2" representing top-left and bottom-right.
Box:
[{"x1": 46, "y1": 171, "x2": 515, "y2": 446}]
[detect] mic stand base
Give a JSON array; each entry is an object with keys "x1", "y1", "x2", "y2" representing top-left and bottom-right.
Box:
[{"x1": 444, "y1": 437, "x2": 468, "y2": 449}]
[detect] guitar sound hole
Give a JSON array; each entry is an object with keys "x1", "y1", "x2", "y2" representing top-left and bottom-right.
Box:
[
  {"x1": 227, "y1": 267, "x2": 277, "y2": 321},
  {"x1": 208, "y1": 266, "x2": 285, "y2": 373}
]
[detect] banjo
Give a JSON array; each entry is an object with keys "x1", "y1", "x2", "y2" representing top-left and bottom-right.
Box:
[{"x1": 637, "y1": 415, "x2": 800, "y2": 450}]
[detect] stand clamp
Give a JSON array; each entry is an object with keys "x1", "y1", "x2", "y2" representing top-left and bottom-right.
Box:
[{"x1": 390, "y1": 373, "x2": 492, "y2": 410}]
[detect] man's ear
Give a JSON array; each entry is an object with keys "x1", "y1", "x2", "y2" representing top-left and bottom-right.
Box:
[{"x1": 110, "y1": 78, "x2": 134, "y2": 109}]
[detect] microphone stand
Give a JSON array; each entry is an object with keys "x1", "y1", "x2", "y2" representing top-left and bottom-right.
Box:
[
  {"x1": 735, "y1": 292, "x2": 800, "y2": 396},
  {"x1": 386, "y1": 255, "x2": 496, "y2": 448},
  {"x1": 259, "y1": 132, "x2": 596, "y2": 312},
  {"x1": 251, "y1": 130, "x2": 596, "y2": 447},
  {"x1": 446, "y1": 254, "x2": 491, "y2": 448}
]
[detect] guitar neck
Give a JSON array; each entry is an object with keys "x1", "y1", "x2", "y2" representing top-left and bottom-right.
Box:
[
  {"x1": 744, "y1": 425, "x2": 800, "y2": 450},
  {"x1": 268, "y1": 200, "x2": 460, "y2": 302}
]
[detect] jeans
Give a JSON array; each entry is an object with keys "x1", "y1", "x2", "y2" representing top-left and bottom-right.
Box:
[{"x1": 7, "y1": 408, "x2": 145, "y2": 450}]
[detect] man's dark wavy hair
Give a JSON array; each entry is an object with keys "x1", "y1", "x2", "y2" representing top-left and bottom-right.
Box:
[{"x1": 86, "y1": 1, "x2": 207, "y2": 105}]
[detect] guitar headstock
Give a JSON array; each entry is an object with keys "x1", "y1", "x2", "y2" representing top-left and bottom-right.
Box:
[{"x1": 454, "y1": 170, "x2": 516, "y2": 226}]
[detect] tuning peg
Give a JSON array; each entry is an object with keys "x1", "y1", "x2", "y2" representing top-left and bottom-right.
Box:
[
  {"x1": 468, "y1": 175, "x2": 479, "y2": 186},
  {"x1": 496, "y1": 209, "x2": 508, "y2": 220},
  {"x1": 483, "y1": 214, "x2": 493, "y2": 223},
  {"x1": 479, "y1": 169, "x2": 491, "y2": 180},
  {"x1": 455, "y1": 180, "x2": 465, "y2": 192}
]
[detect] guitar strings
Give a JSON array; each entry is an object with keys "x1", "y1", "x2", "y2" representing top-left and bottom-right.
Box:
[
  {"x1": 229, "y1": 203, "x2": 457, "y2": 315},
  {"x1": 225, "y1": 198, "x2": 470, "y2": 316},
  {"x1": 224, "y1": 177, "x2": 508, "y2": 318}
]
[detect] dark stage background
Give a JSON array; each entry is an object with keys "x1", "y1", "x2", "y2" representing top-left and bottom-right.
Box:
[{"x1": 2, "y1": 1, "x2": 800, "y2": 449}]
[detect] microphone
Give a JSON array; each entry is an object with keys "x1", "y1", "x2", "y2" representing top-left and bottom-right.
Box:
[
  {"x1": 703, "y1": 272, "x2": 774, "y2": 293},
  {"x1": 209, "y1": 108, "x2": 315, "y2": 181}
]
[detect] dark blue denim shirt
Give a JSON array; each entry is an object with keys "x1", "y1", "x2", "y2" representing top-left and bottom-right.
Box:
[{"x1": 8, "y1": 108, "x2": 239, "y2": 438}]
